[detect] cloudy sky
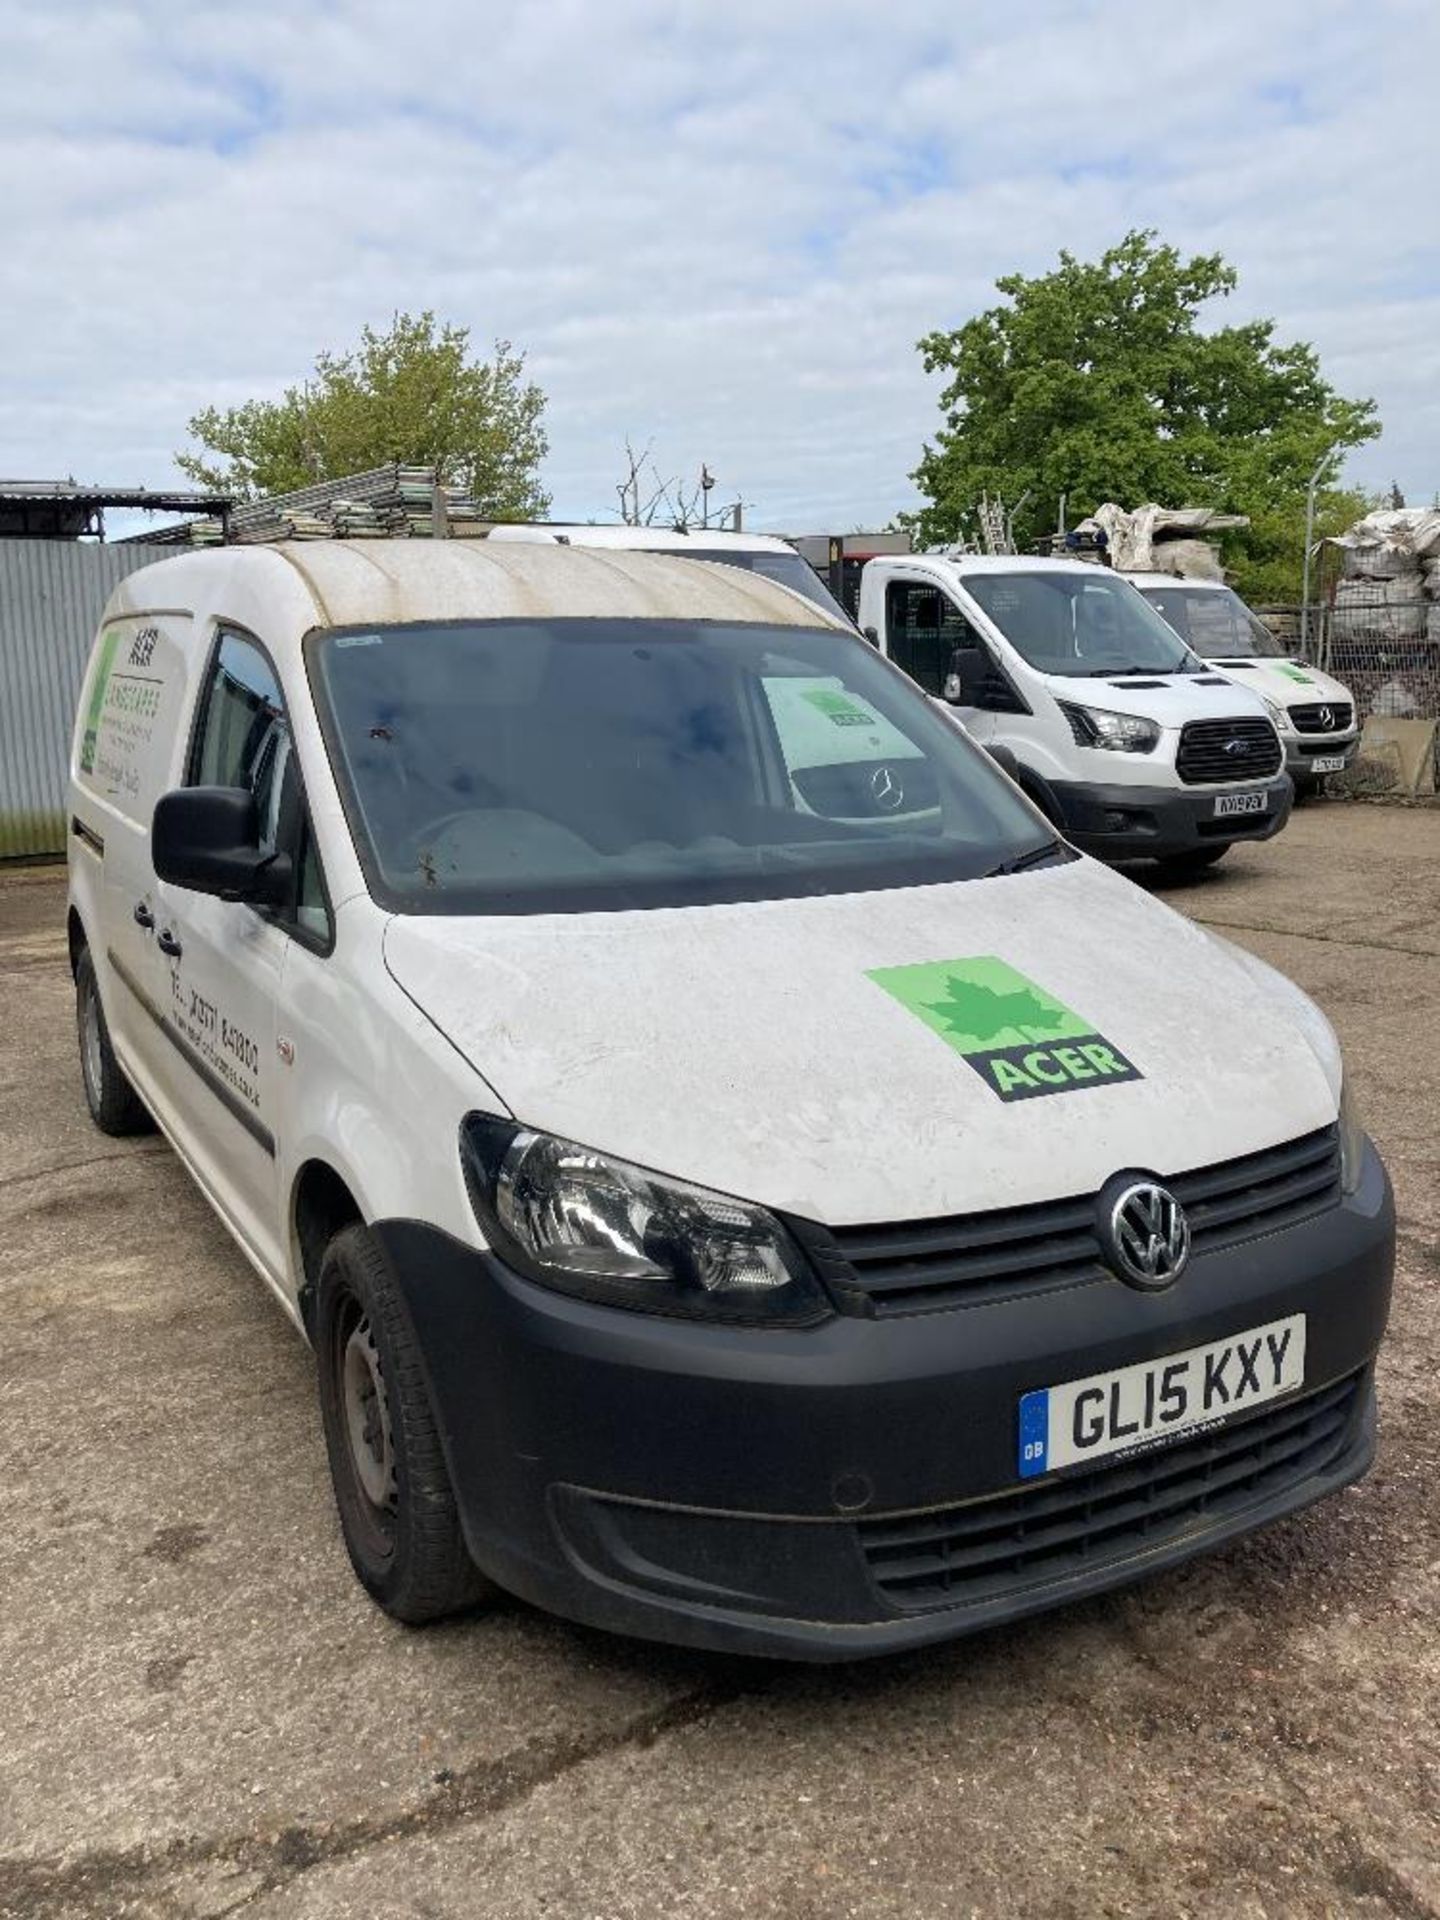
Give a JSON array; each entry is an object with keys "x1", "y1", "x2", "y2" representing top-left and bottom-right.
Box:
[{"x1": 3, "y1": 0, "x2": 1437, "y2": 532}]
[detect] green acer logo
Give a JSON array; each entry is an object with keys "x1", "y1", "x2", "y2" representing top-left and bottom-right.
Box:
[
  {"x1": 866, "y1": 955, "x2": 1142, "y2": 1102},
  {"x1": 803, "y1": 689, "x2": 877, "y2": 728}
]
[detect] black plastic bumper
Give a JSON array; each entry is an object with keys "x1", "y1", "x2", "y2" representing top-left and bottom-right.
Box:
[
  {"x1": 1045, "y1": 773, "x2": 1293, "y2": 861},
  {"x1": 373, "y1": 1141, "x2": 1392, "y2": 1660},
  {"x1": 1287, "y1": 739, "x2": 1359, "y2": 777}
]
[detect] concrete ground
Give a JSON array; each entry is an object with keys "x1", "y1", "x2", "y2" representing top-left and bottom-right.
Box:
[{"x1": 1, "y1": 801, "x2": 1437, "y2": 1920}]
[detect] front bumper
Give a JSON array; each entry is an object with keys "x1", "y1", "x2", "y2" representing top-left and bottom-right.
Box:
[
  {"x1": 1047, "y1": 773, "x2": 1293, "y2": 861},
  {"x1": 1285, "y1": 736, "x2": 1360, "y2": 777},
  {"x1": 375, "y1": 1141, "x2": 1392, "y2": 1661}
]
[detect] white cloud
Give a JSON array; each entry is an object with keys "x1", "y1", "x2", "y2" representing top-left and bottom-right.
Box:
[{"x1": 1, "y1": 0, "x2": 1436, "y2": 530}]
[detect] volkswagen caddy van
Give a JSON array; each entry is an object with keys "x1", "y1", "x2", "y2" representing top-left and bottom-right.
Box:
[{"x1": 67, "y1": 541, "x2": 1393, "y2": 1660}]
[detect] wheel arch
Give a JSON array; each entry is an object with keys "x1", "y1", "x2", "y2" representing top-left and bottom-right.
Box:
[
  {"x1": 67, "y1": 905, "x2": 88, "y2": 978},
  {"x1": 292, "y1": 1158, "x2": 364, "y2": 1338}
]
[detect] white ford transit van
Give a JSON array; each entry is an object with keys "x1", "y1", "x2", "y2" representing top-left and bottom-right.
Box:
[
  {"x1": 858, "y1": 555, "x2": 1294, "y2": 871},
  {"x1": 67, "y1": 540, "x2": 1392, "y2": 1660},
  {"x1": 1127, "y1": 573, "x2": 1360, "y2": 793}
]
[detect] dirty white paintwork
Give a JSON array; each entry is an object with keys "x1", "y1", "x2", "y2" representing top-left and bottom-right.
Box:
[{"x1": 382, "y1": 855, "x2": 1339, "y2": 1228}]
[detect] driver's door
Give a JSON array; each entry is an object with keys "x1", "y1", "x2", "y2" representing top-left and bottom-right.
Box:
[
  {"x1": 153, "y1": 629, "x2": 289, "y2": 1274},
  {"x1": 884, "y1": 578, "x2": 997, "y2": 743}
]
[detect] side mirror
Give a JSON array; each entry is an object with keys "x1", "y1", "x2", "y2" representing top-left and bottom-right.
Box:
[
  {"x1": 944, "y1": 644, "x2": 985, "y2": 705},
  {"x1": 152, "y1": 787, "x2": 292, "y2": 906},
  {"x1": 862, "y1": 625, "x2": 879, "y2": 646},
  {"x1": 986, "y1": 743, "x2": 1020, "y2": 780}
]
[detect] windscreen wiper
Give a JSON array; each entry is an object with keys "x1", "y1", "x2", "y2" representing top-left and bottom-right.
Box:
[{"x1": 982, "y1": 837, "x2": 1070, "y2": 878}]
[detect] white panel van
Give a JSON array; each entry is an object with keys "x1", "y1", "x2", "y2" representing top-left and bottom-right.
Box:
[
  {"x1": 66, "y1": 540, "x2": 1391, "y2": 1659},
  {"x1": 858, "y1": 555, "x2": 1294, "y2": 872}
]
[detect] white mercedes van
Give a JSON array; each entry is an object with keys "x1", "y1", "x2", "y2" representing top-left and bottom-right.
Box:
[
  {"x1": 858, "y1": 555, "x2": 1294, "y2": 871},
  {"x1": 1127, "y1": 573, "x2": 1360, "y2": 793},
  {"x1": 67, "y1": 540, "x2": 1392, "y2": 1660}
]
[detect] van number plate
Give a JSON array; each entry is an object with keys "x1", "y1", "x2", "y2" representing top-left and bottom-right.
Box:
[
  {"x1": 1213, "y1": 791, "x2": 1267, "y2": 817},
  {"x1": 1309, "y1": 755, "x2": 1346, "y2": 774},
  {"x1": 1016, "y1": 1313, "x2": 1306, "y2": 1479}
]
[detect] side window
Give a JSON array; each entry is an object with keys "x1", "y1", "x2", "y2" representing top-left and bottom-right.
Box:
[
  {"x1": 191, "y1": 632, "x2": 286, "y2": 811},
  {"x1": 189, "y1": 631, "x2": 332, "y2": 946},
  {"x1": 884, "y1": 582, "x2": 980, "y2": 696}
]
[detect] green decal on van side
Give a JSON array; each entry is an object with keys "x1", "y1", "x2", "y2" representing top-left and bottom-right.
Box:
[
  {"x1": 866, "y1": 954, "x2": 1142, "y2": 1102},
  {"x1": 79, "y1": 625, "x2": 124, "y2": 776},
  {"x1": 804, "y1": 689, "x2": 878, "y2": 728}
]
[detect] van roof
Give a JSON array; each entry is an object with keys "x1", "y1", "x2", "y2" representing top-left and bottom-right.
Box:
[
  {"x1": 1122, "y1": 571, "x2": 1230, "y2": 592},
  {"x1": 485, "y1": 524, "x2": 797, "y2": 555},
  {"x1": 107, "y1": 538, "x2": 848, "y2": 639},
  {"x1": 936, "y1": 556, "x2": 1128, "y2": 576}
]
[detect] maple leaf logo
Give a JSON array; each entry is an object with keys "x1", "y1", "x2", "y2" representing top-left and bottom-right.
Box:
[{"x1": 926, "y1": 978, "x2": 1067, "y2": 1048}]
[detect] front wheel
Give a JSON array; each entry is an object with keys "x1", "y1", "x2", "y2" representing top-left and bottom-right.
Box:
[
  {"x1": 315, "y1": 1224, "x2": 496, "y2": 1624},
  {"x1": 1157, "y1": 845, "x2": 1229, "y2": 875}
]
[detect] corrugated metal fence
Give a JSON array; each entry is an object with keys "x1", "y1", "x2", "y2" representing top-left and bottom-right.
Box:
[{"x1": 0, "y1": 541, "x2": 157, "y2": 859}]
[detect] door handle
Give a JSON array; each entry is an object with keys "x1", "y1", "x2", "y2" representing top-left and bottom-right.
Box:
[
  {"x1": 157, "y1": 928, "x2": 183, "y2": 959},
  {"x1": 133, "y1": 901, "x2": 155, "y2": 931}
]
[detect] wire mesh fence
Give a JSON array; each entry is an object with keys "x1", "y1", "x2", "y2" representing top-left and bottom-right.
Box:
[{"x1": 1257, "y1": 589, "x2": 1440, "y2": 723}]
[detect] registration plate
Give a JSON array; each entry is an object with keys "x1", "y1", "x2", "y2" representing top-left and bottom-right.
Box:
[
  {"x1": 1309, "y1": 755, "x2": 1346, "y2": 774},
  {"x1": 1017, "y1": 1313, "x2": 1306, "y2": 1480},
  {"x1": 1213, "y1": 791, "x2": 1267, "y2": 817}
]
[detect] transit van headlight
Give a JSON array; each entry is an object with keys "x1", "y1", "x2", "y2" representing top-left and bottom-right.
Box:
[
  {"x1": 1339, "y1": 1079, "x2": 1366, "y2": 1195},
  {"x1": 1058, "y1": 703, "x2": 1160, "y2": 753},
  {"x1": 459, "y1": 1115, "x2": 831, "y2": 1325}
]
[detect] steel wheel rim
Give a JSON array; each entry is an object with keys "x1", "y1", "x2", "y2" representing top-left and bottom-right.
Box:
[
  {"x1": 341, "y1": 1311, "x2": 396, "y2": 1516},
  {"x1": 80, "y1": 977, "x2": 104, "y2": 1110}
]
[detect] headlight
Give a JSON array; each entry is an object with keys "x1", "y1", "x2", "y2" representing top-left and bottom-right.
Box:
[
  {"x1": 1058, "y1": 703, "x2": 1160, "y2": 753},
  {"x1": 1339, "y1": 1079, "x2": 1366, "y2": 1194},
  {"x1": 459, "y1": 1115, "x2": 831, "y2": 1325},
  {"x1": 1263, "y1": 697, "x2": 1290, "y2": 731}
]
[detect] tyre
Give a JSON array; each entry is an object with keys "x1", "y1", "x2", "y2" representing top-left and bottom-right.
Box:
[
  {"x1": 75, "y1": 945, "x2": 153, "y2": 1135},
  {"x1": 316, "y1": 1223, "x2": 495, "y2": 1624},
  {"x1": 1157, "y1": 845, "x2": 1229, "y2": 875}
]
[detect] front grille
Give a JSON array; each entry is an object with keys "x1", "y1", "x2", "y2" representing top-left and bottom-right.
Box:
[
  {"x1": 859, "y1": 1371, "x2": 1364, "y2": 1611},
  {"x1": 1176, "y1": 716, "x2": 1283, "y2": 784},
  {"x1": 1289, "y1": 702, "x2": 1353, "y2": 735},
  {"x1": 808, "y1": 1126, "x2": 1339, "y2": 1317}
]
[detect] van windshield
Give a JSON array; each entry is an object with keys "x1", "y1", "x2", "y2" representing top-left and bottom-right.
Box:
[
  {"x1": 308, "y1": 619, "x2": 1054, "y2": 914},
  {"x1": 1138, "y1": 584, "x2": 1285, "y2": 659},
  {"x1": 963, "y1": 571, "x2": 1202, "y2": 677}
]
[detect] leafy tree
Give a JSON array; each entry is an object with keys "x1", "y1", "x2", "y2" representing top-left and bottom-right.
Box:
[
  {"x1": 177, "y1": 311, "x2": 550, "y2": 517},
  {"x1": 908, "y1": 232, "x2": 1378, "y2": 599}
]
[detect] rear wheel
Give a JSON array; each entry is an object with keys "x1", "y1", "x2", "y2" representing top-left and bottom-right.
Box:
[
  {"x1": 1157, "y1": 845, "x2": 1229, "y2": 875},
  {"x1": 316, "y1": 1223, "x2": 495, "y2": 1624},
  {"x1": 75, "y1": 946, "x2": 152, "y2": 1135}
]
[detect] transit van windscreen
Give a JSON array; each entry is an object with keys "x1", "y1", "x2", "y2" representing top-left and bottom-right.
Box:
[
  {"x1": 308, "y1": 618, "x2": 1054, "y2": 913},
  {"x1": 963, "y1": 572, "x2": 1205, "y2": 677}
]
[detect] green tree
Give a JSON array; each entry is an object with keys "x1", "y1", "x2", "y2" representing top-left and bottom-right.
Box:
[
  {"x1": 177, "y1": 311, "x2": 550, "y2": 517},
  {"x1": 909, "y1": 232, "x2": 1378, "y2": 599}
]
